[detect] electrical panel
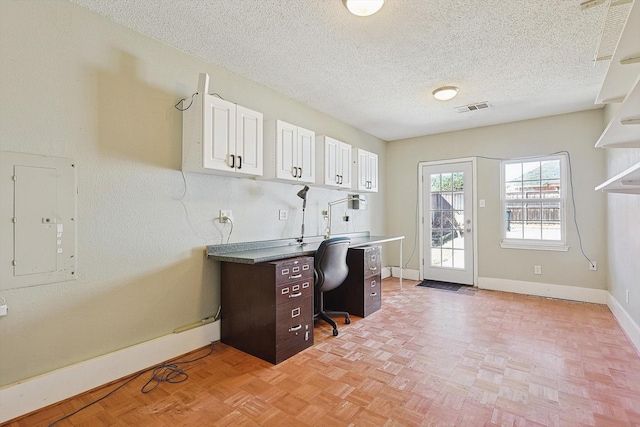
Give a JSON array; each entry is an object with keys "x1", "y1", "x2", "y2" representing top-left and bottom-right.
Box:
[{"x1": 0, "y1": 151, "x2": 77, "y2": 290}]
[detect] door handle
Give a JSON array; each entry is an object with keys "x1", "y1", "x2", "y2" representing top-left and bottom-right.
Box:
[
  {"x1": 292, "y1": 167, "x2": 298, "y2": 178},
  {"x1": 237, "y1": 156, "x2": 242, "y2": 169},
  {"x1": 229, "y1": 154, "x2": 235, "y2": 168}
]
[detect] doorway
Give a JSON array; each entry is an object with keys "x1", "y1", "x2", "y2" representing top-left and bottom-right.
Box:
[{"x1": 420, "y1": 159, "x2": 475, "y2": 285}]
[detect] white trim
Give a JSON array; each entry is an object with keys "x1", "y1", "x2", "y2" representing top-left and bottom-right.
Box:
[
  {"x1": 388, "y1": 267, "x2": 420, "y2": 281},
  {"x1": 499, "y1": 242, "x2": 569, "y2": 251},
  {"x1": 500, "y1": 154, "x2": 568, "y2": 247},
  {"x1": 607, "y1": 293, "x2": 640, "y2": 355},
  {"x1": 0, "y1": 321, "x2": 221, "y2": 424},
  {"x1": 477, "y1": 277, "x2": 607, "y2": 304}
]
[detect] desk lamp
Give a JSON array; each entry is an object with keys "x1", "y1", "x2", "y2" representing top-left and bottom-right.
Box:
[
  {"x1": 325, "y1": 195, "x2": 367, "y2": 238},
  {"x1": 296, "y1": 185, "x2": 309, "y2": 244}
]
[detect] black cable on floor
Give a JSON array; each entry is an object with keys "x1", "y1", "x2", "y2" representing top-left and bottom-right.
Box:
[{"x1": 47, "y1": 342, "x2": 215, "y2": 427}]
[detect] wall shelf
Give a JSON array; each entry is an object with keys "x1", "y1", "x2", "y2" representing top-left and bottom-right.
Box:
[
  {"x1": 595, "y1": 162, "x2": 640, "y2": 194},
  {"x1": 595, "y1": 74, "x2": 640, "y2": 148},
  {"x1": 595, "y1": 1, "x2": 640, "y2": 104}
]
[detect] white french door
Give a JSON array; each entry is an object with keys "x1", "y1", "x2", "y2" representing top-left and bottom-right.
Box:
[{"x1": 420, "y1": 160, "x2": 475, "y2": 285}]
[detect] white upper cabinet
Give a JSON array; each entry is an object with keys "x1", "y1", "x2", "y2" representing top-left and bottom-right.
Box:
[
  {"x1": 263, "y1": 120, "x2": 315, "y2": 183},
  {"x1": 182, "y1": 74, "x2": 263, "y2": 177},
  {"x1": 316, "y1": 136, "x2": 352, "y2": 189},
  {"x1": 354, "y1": 148, "x2": 378, "y2": 193}
]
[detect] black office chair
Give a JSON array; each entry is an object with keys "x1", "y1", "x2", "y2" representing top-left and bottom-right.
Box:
[{"x1": 314, "y1": 237, "x2": 351, "y2": 336}]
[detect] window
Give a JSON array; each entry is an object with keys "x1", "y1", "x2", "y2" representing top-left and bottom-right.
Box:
[{"x1": 501, "y1": 154, "x2": 568, "y2": 251}]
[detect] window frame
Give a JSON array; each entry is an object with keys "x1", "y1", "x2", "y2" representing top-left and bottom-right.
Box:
[{"x1": 500, "y1": 154, "x2": 569, "y2": 252}]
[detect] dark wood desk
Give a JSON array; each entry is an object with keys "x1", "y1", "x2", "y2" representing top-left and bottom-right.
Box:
[{"x1": 209, "y1": 233, "x2": 404, "y2": 363}]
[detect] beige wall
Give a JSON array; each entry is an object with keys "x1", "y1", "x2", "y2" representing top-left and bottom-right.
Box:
[
  {"x1": 0, "y1": 0, "x2": 385, "y2": 386},
  {"x1": 386, "y1": 109, "x2": 608, "y2": 290}
]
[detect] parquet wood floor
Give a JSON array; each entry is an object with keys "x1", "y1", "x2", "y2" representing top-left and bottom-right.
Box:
[{"x1": 6, "y1": 278, "x2": 640, "y2": 427}]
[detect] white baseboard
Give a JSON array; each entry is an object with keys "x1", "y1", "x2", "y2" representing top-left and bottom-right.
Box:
[
  {"x1": 0, "y1": 321, "x2": 221, "y2": 424},
  {"x1": 385, "y1": 267, "x2": 420, "y2": 281},
  {"x1": 477, "y1": 277, "x2": 639, "y2": 354},
  {"x1": 477, "y1": 277, "x2": 608, "y2": 304},
  {"x1": 607, "y1": 293, "x2": 640, "y2": 355}
]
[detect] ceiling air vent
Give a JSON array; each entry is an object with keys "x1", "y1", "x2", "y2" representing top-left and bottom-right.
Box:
[{"x1": 455, "y1": 102, "x2": 490, "y2": 113}]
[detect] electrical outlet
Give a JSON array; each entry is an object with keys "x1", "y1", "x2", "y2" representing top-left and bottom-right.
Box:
[
  {"x1": 534, "y1": 265, "x2": 542, "y2": 275},
  {"x1": 0, "y1": 304, "x2": 7, "y2": 317},
  {"x1": 589, "y1": 261, "x2": 597, "y2": 271},
  {"x1": 279, "y1": 209, "x2": 288, "y2": 221},
  {"x1": 219, "y1": 210, "x2": 233, "y2": 223}
]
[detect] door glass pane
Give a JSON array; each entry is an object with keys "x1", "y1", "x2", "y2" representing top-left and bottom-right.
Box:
[{"x1": 430, "y1": 171, "x2": 464, "y2": 270}]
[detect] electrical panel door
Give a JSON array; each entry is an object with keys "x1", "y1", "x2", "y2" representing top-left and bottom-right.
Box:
[{"x1": 0, "y1": 151, "x2": 77, "y2": 290}]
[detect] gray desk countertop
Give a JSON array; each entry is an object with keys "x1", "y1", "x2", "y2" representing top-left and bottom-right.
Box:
[{"x1": 207, "y1": 232, "x2": 404, "y2": 264}]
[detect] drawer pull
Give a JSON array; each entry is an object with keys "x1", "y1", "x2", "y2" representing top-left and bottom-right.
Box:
[
  {"x1": 289, "y1": 324, "x2": 302, "y2": 332},
  {"x1": 289, "y1": 292, "x2": 302, "y2": 298},
  {"x1": 370, "y1": 266, "x2": 378, "y2": 270},
  {"x1": 289, "y1": 274, "x2": 302, "y2": 279},
  {"x1": 370, "y1": 292, "x2": 378, "y2": 297}
]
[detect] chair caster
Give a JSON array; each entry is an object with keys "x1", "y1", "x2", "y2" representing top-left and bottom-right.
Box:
[
  {"x1": 345, "y1": 316, "x2": 351, "y2": 324},
  {"x1": 333, "y1": 328, "x2": 339, "y2": 336}
]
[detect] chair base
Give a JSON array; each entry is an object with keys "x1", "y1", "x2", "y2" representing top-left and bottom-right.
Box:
[{"x1": 314, "y1": 310, "x2": 350, "y2": 336}]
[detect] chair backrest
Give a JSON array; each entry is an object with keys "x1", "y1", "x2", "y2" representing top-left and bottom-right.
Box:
[{"x1": 314, "y1": 237, "x2": 351, "y2": 293}]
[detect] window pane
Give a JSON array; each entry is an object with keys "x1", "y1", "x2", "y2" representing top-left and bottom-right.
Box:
[
  {"x1": 505, "y1": 163, "x2": 523, "y2": 182},
  {"x1": 453, "y1": 172, "x2": 464, "y2": 191},
  {"x1": 441, "y1": 249, "x2": 453, "y2": 267},
  {"x1": 431, "y1": 174, "x2": 440, "y2": 192},
  {"x1": 453, "y1": 192, "x2": 464, "y2": 210},
  {"x1": 502, "y1": 156, "x2": 564, "y2": 244},
  {"x1": 431, "y1": 231, "x2": 442, "y2": 248},
  {"x1": 442, "y1": 173, "x2": 452, "y2": 191}
]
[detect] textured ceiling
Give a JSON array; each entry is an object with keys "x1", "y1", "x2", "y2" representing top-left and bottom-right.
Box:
[{"x1": 70, "y1": 0, "x2": 610, "y2": 141}]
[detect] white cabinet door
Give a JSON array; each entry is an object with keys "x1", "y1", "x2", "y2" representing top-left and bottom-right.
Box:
[
  {"x1": 297, "y1": 126, "x2": 315, "y2": 183},
  {"x1": 275, "y1": 120, "x2": 298, "y2": 180},
  {"x1": 202, "y1": 95, "x2": 236, "y2": 172},
  {"x1": 323, "y1": 136, "x2": 340, "y2": 187},
  {"x1": 354, "y1": 148, "x2": 378, "y2": 192},
  {"x1": 236, "y1": 105, "x2": 263, "y2": 176},
  {"x1": 338, "y1": 141, "x2": 352, "y2": 189},
  {"x1": 367, "y1": 151, "x2": 378, "y2": 192}
]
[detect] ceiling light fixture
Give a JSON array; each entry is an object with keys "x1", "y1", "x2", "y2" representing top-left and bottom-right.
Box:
[
  {"x1": 342, "y1": 0, "x2": 386, "y2": 17},
  {"x1": 432, "y1": 86, "x2": 459, "y2": 101}
]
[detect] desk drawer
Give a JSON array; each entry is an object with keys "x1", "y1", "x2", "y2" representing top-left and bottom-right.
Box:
[
  {"x1": 276, "y1": 297, "x2": 313, "y2": 349},
  {"x1": 363, "y1": 246, "x2": 381, "y2": 278},
  {"x1": 364, "y1": 274, "x2": 382, "y2": 316},
  {"x1": 274, "y1": 257, "x2": 313, "y2": 286},
  {"x1": 276, "y1": 277, "x2": 313, "y2": 305}
]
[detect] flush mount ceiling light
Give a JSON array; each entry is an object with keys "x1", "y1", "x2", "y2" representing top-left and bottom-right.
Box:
[
  {"x1": 432, "y1": 86, "x2": 459, "y2": 101},
  {"x1": 342, "y1": 0, "x2": 386, "y2": 17}
]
